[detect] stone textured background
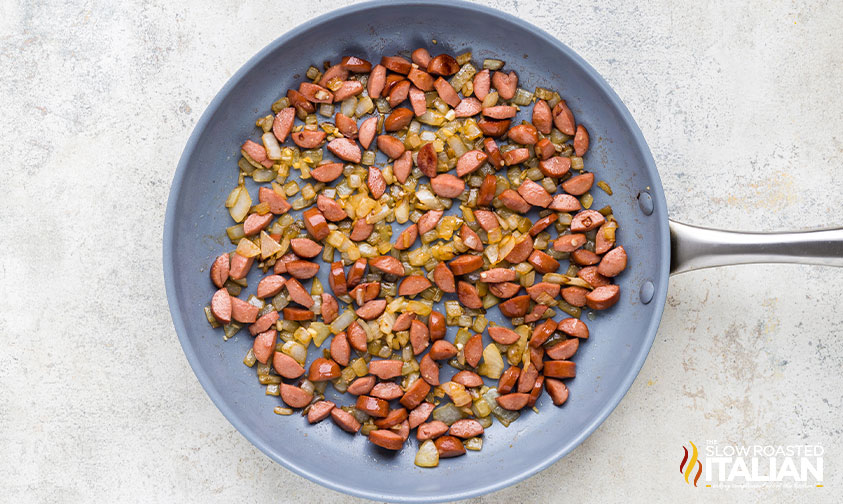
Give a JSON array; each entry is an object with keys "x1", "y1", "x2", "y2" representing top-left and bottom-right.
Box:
[{"x1": 1, "y1": 0, "x2": 841, "y2": 502}]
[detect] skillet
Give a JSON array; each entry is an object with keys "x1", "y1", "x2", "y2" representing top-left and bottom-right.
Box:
[{"x1": 163, "y1": 1, "x2": 843, "y2": 501}]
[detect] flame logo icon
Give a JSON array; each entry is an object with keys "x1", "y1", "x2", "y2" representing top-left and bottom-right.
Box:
[{"x1": 680, "y1": 441, "x2": 703, "y2": 487}]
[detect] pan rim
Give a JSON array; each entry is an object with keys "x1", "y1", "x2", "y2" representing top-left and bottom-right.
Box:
[{"x1": 163, "y1": 0, "x2": 670, "y2": 501}]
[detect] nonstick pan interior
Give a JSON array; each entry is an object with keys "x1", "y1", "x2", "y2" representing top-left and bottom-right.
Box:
[{"x1": 163, "y1": 1, "x2": 670, "y2": 501}]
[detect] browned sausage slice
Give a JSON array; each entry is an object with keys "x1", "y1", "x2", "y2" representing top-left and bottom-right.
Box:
[
  {"x1": 409, "y1": 402, "x2": 435, "y2": 429},
  {"x1": 543, "y1": 360, "x2": 576, "y2": 379},
  {"x1": 552, "y1": 100, "x2": 575, "y2": 135},
  {"x1": 367, "y1": 166, "x2": 387, "y2": 199},
  {"x1": 393, "y1": 150, "x2": 413, "y2": 183},
  {"x1": 508, "y1": 124, "x2": 539, "y2": 145},
  {"x1": 409, "y1": 85, "x2": 427, "y2": 116},
  {"x1": 427, "y1": 54, "x2": 460, "y2": 76},
  {"x1": 371, "y1": 383, "x2": 405, "y2": 402},
  {"x1": 562, "y1": 173, "x2": 594, "y2": 196},
  {"x1": 284, "y1": 277, "x2": 314, "y2": 308},
  {"x1": 243, "y1": 213, "x2": 272, "y2": 236},
  {"x1": 407, "y1": 67, "x2": 434, "y2": 91},
  {"x1": 571, "y1": 249, "x2": 601, "y2": 266},
  {"x1": 464, "y1": 334, "x2": 483, "y2": 368},
  {"x1": 574, "y1": 125, "x2": 589, "y2": 156},
  {"x1": 210, "y1": 254, "x2": 230, "y2": 288},
  {"x1": 291, "y1": 129, "x2": 327, "y2": 149},
  {"x1": 400, "y1": 378, "x2": 432, "y2": 410},
  {"x1": 433, "y1": 262, "x2": 456, "y2": 292},
  {"x1": 430, "y1": 174, "x2": 465, "y2": 198},
  {"x1": 489, "y1": 282, "x2": 520, "y2": 298},
  {"x1": 307, "y1": 400, "x2": 335, "y2": 424},
  {"x1": 302, "y1": 208, "x2": 329, "y2": 241},
  {"x1": 499, "y1": 189, "x2": 530, "y2": 213},
  {"x1": 417, "y1": 209, "x2": 443, "y2": 235},
  {"x1": 448, "y1": 254, "x2": 483, "y2": 275},
  {"x1": 356, "y1": 299, "x2": 386, "y2": 320},
  {"x1": 259, "y1": 186, "x2": 292, "y2": 215},
  {"x1": 399, "y1": 275, "x2": 432, "y2": 296},
  {"x1": 381, "y1": 55, "x2": 412, "y2": 74},
  {"x1": 252, "y1": 329, "x2": 276, "y2": 364},
  {"x1": 347, "y1": 321, "x2": 367, "y2": 352},
  {"x1": 272, "y1": 107, "x2": 296, "y2": 142},
  {"x1": 290, "y1": 237, "x2": 323, "y2": 258},
  {"x1": 358, "y1": 116, "x2": 378, "y2": 150},
  {"x1": 335, "y1": 112, "x2": 358, "y2": 138},
  {"x1": 495, "y1": 393, "x2": 530, "y2": 410},
  {"x1": 545, "y1": 378, "x2": 569, "y2": 406},
  {"x1": 454, "y1": 97, "x2": 482, "y2": 117},
  {"x1": 368, "y1": 359, "x2": 404, "y2": 380},
  {"x1": 370, "y1": 255, "x2": 405, "y2": 276},
  {"x1": 546, "y1": 338, "x2": 579, "y2": 360},
  {"x1": 280, "y1": 384, "x2": 313, "y2": 409},
  {"x1": 561, "y1": 286, "x2": 588, "y2": 307},
  {"x1": 452, "y1": 370, "x2": 484, "y2": 388},
  {"x1": 356, "y1": 395, "x2": 389, "y2": 418},
  {"x1": 393, "y1": 223, "x2": 419, "y2": 251},
  {"x1": 517, "y1": 363, "x2": 538, "y2": 393},
  {"x1": 597, "y1": 246, "x2": 627, "y2": 277},
  {"x1": 417, "y1": 421, "x2": 450, "y2": 441},
  {"x1": 499, "y1": 295, "x2": 530, "y2": 318},
  {"x1": 549, "y1": 194, "x2": 581, "y2": 212},
  {"x1": 480, "y1": 268, "x2": 516, "y2": 283},
  {"x1": 502, "y1": 147, "x2": 530, "y2": 165},
  {"x1": 393, "y1": 312, "x2": 415, "y2": 332},
  {"x1": 249, "y1": 310, "x2": 279, "y2": 336},
  {"x1": 327, "y1": 137, "x2": 362, "y2": 163},
  {"x1": 478, "y1": 118, "x2": 511, "y2": 137},
  {"x1": 491, "y1": 70, "x2": 518, "y2": 100},
  {"x1": 473, "y1": 69, "x2": 491, "y2": 100},
  {"x1": 412, "y1": 48, "x2": 432, "y2": 67},
  {"x1": 318, "y1": 64, "x2": 348, "y2": 87},
  {"x1": 329, "y1": 331, "x2": 350, "y2": 366},
  {"x1": 367, "y1": 64, "x2": 386, "y2": 99},
  {"x1": 331, "y1": 408, "x2": 361, "y2": 433},
  {"x1": 504, "y1": 235, "x2": 533, "y2": 264},
  {"x1": 256, "y1": 275, "x2": 285, "y2": 299},
  {"x1": 528, "y1": 250, "x2": 560, "y2": 273},
  {"x1": 570, "y1": 209, "x2": 606, "y2": 233},
  {"x1": 229, "y1": 254, "x2": 254, "y2": 280},
  {"x1": 350, "y1": 218, "x2": 374, "y2": 241},
  {"x1": 230, "y1": 296, "x2": 259, "y2": 323},
  {"x1": 529, "y1": 213, "x2": 558, "y2": 237},
  {"x1": 459, "y1": 224, "x2": 483, "y2": 252},
  {"x1": 410, "y1": 319, "x2": 430, "y2": 355},
  {"x1": 535, "y1": 138, "x2": 556, "y2": 160},
  {"x1": 449, "y1": 419, "x2": 484, "y2": 439},
  {"x1": 488, "y1": 326, "x2": 520, "y2": 345},
  {"x1": 532, "y1": 99, "x2": 552, "y2": 134},
  {"x1": 554, "y1": 233, "x2": 587, "y2": 252},
  {"x1": 539, "y1": 156, "x2": 571, "y2": 178},
  {"x1": 517, "y1": 179, "x2": 552, "y2": 207},
  {"x1": 435, "y1": 435, "x2": 467, "y2": 457},
  {"x1": 388, "y1": 79, "x2": 410, "y2": 108},
  {"x1": 384, "y1": 107, "x2": 414, "y2": 131},
  {"x1": 347, "y1": 376, "x2": 376, "y2": 396},
  {"x1": 455, "y1": 150, "x2": 488, "y2": 177},
  {"x1": 282, "y1": 308, "x2": 314, "y2": 321},
  {"x1": 428, "y1": 311, "x2": 445, "y2": 341},
  {"x1": 419, "y1": 354, "x2": 440, "y2": 386},
  {"x1": 341, "y1": 56, "x2": 372, "y2": 72},
  {"x1": 428, "y1": 340, "x2": 458, "y2": 360},
  {"x1": 529, "y1": 319, "x2": 558, "y2": 347},
  {"x1": 308, "y1": 357, "x2": 341, "y2": 381},
  {"x1": 473, "y1": 209, "x2": 499, "y2": 231},
  {"x1": 585, "y1": 285, "x2": 620, "y2": 310},
  {"x1": 311, "y1": 162, "x2": 344, "y2": 183},
  {"x1": 482, "y1": 105, "x2": 517, "y2": 119},
  {"x1": 477, "y1": 174, "x2": 497, "y2": 207}
]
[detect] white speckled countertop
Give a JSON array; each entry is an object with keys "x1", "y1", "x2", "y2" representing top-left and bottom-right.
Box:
[{"x1": 1, "y1": 0, "x2": 841, "y2": 502}]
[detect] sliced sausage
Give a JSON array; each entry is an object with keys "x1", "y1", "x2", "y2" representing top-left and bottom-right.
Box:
[
  {"x1": 327, "y1": 137, "x2": 362, "y2": 163},
  {"x1": 367, "y1": 166, "x2": 387, "y2": 199},
  {"x1": 341, "y1": 55, "x2": 372, "y2": 72},
  {"x1": 347, "y1": 376, "x2": 376, "y2": 396},
  {"x1": 524, "y1": 304, "x2": 548, "y2": 323},
  {"x1": 243, "y1": 213, "x2": 272, "y2": 236},
  {"x1": 488, "y1": 326, "x2": 520, "y2": 345},
  {"x1": 230, "y1": 296, "x2": 259, "y2": 323},
  {"x1": 539, "y1": 156, "x2": 571, "y2": 178},
  {"x1": 249, "y1": 310, "x2": 279, "y2": 336},
  {"x1": 259, "y1": 186, "x2": 292, "y2": 215},
  {"x1": 430, "y1": 174, "x2": 465, "y2": 198},
  {"x1": 284, "y1": 277, "x2": 314, "y2": 308},
  {"x1": 549, "y1": 193, "x2": 581, "y2": 212},
  {"x1": 552, "y1": 100, "x2": 575, "y2": 135},
  {"x1": 255, "y1": 274, "x2": 284, "y2": 299},
  {"x1": 393, "y1": 150, "x2": 413, "y2": 183},
  {"x1": 229, "y1": 254, "x2": 253, "y2": 280},
  {"x1": 308, "y1": 357, "x2": 341, "y2": 381},
  {"x1": 371, "y1": 383, "x2": 405, "y2": 402},
  {"x1": 499, "y1": 294, "x2": 530, "y2": 317},
  {"x1": 495, "y1": 393, "x2": 530, "y2": 410},
  {"x1": 459, "y1": 224, "x2": 483, "y2": 252},
  {"x1": 377, "y1": 135, "x2": 406, "y2": 159},
  {"x1": 427, "y1": 54, "x2": 459, "y2": 76},
  {"x1": 350, "y1": 218, "x2": 374, "y2": 241},
  {"x1": 356, "y1": 299, "x2": 386, "y2": 320},
  {"x1": 409, "y1": 402, "x2": 435, "y2": 429},
  {"x1": 464, "y1": 334, "x2": 483, "y2": 368},
  {"x1": 329, "y1": 331, "x2": 350, "y2": 366},
  {"x1": 455, "y1": 150, "x2": 487, "y2": 177},
  {"x1": 367, "y1": 64, "x2": 387, "y2": 99},
  {"x1": 328, "y1": 261, "x2": 347, "y2": 296},
  {"x1": 578, "y1": 265, "x2": 610, "y2": 288},
  {"x1": 428, "y1": 311, "x2": 446, "y2": 341},
  {"x1": 358, "y1": 116, "x2": 377, "y2": 150},
  {"x1": 287, "y1": 89, "x2": 315, "y2": 115},
  {"x1": 449, "y1": 419, "x2": 484, "y2": 439},
  {"x1": 393, "y1": 312, "x2": 415, "y2": 332},
  {"x1": 385, "y1": 107, "x2": 414, "y2": 131},
  {"x1": 477, "y1": 174, "x2": 497, "y2": 206},
  {"x1": 516, "y1": 363, "x2": 538, "y2": 393},
  {"x1": 428, "y1": 340, "x2": 458, "y2": 360},
  {"x1": 417, "y1": 421, "x2": 449, "y2": 441},
  {"x1": 410, "y1": 319, "x2": 430, "y2": 355},
  {"x1": 307, "y1": 400, "x2": 335, "y2": 424},
  {"x1": 574, "y1": 125, "x2": 589, "y2": 156},
  {"x1": 508, "y1": 124, "x2": 539, "y2": 145},
  {"x1": 252, "y1": 329, "x2": 275, "y2": 364},
  {"x1": 369, "y1": 255, "x2": 405, "y2": 276},
  {"x1": 388, "y1": 79, "x2": 411, "y2": 108},
  {"x1": 491, "y1": 70, "x2": 518, "y2": 100},
  {"x1": 480, "y1": 268, "x2": 516, "y2": 283},
  {"x1": 282, "y1": 307, "x2": 314, "y2": 321},
  {"x1": 473, "y1": 69, "x2": 491, "y2": 100},
  {"x1": 457, "y1": 281, "x2": 483, "y2": 309},
  {"x1": 407, "y1": 67, "x2": 434, "y2": 91},
  {"x1": 529, "y1": 213, "x2": 558, "y2": 237},
  {"x1": 571, "y1": 249, "x2": 601, "y2": 266},
  {"x1": 335, "y1": 112, "x2": 358, "y2": 138},
  {"x1": 498, "y1": 366, "x2": 520, "y2": 394},
  {"x1": 409, "y1": 85, "x2": 427, "y2": 116},
  {"x1": 517, "y1": 179, "x2": 552, "y2": 207},
  {"x1": 399, "y1": 274, "x2": 432, "y2": 296},
  {"x1": 482, "y1": 105, "x2": 517, "y2": 119},
  {"x1": 454, "y1": 97, "x2": 482, "y2": 117},
  {"x1": 532, "y1": 99, "x2": 552, "y2": 134},
  {"x1": 489, "y1": 282, "x2": 520, "y2": 298},
  {"x1": 272, "y1": 107, "x2": 295, "y2": 142},
  {"x1": 318, "y1": 64, "x2": 348, "y2": 87},
  {"x1": 435, "y1": 435, "x2": 466, "y2": 457},
  {"x1": 498, "y1": 189, "x2": 530, "y2": 213},
  {"x1": 570, "y1": 209, "x2": 605, "y2": 232},
  {"x1": 394, "y1": 223, "x2": 419, "y2": 251},
  {"x1": 477, "y1": 118, "x2": 511, "y2": 137},
  {"x1": 290, "y1": 237, "x2": 322, "y2": 258},
  {"x1": 417, "y1": 208, "x2": 443, "y2": 235},
  {"x1": 546, "y1": 338, "x2": 579, "y2": 360},
  {"x1": 585, "y1": 285, "x2": 620, "y2": 310},
  {"x1": 400, "y1": 378, "x2": 432, "y2": 410},
  {"x1": 316, "y1": 194, "x2": 347, "y2": 222},
  {"x1": 452, "y1": 370, "x2": 483, "y2": 388},
  {"x1": 554, "y1": 233, "x2": 587, "y2": 252},
  {"x1": 528, "y1": 250, "x2": 560, "y2": 274},
  {"x1": 368, "y1": 359, "x2": 404, "y2": 379},
  {"x1": 544, "y1": 360, "x2": 576, "y2": 379},
  {"x1": 545, "y1": 378, "x2": 570, "y2": 406},
  {"x1": 356, "y1": 395, "x2": 389, "y2": 418},
  {"x1": 242, "y1": 139, "x2": 272, "y2": 168},
  {"x1": 412, "y1": 48, "x2": 432, "y2": 67},
  {"x1": 280, "y1": 384, "x2": 313, "y2": 409},
  {"x1": 349, "y1": 282, "x2": 380, "y2": 305},
  {"x1": 347, "y1": 321, "x2": 367, "y2": 352},
  {"x1": 449, "y1": 254, "x2": 483, "y2": 275},
  {"x1": 502, "y1": 147, "x2": 530, "y2": 166},
  {"x1": 530, "y1": 319, "x2": 558, "y2": 348},
  {"x1": 535, "y1": 138, "x2": 556, "y2": 160},
  {"x1": 432, "y1": 261, "x2": 456, "y2": 293},
  {"x1": 302, "y1": 208, "x2": 329, "y2": 241},
  {"x1": 333, "y1": 80, "x2": 364, "y2": 102},
  {"x1": 311, "y1": 162, "x2": 344, "y2": 183},
  {"x1": 291, "y1": 129, "x2": 327, "y2": 149},
  {"x1": 420, "y1": 354, "x2": 440, "y2": 386},
  {"x1": 473, "y1": 209, "x2": 499, "y2": 231},
  {"x1": 561, "y1": 286, "x2": 588, "y2": 307},
  {"x1": 597, "y1": 246, "x2": 627, "y2": 277},
  {"x1": 562, "y1": 173, "x2": 594, "y2": 196},
  {"x1": 504, "y1": 235, "x2": 533, "y2": 263},
  {"x1": 331, "y1": 408, "x2": 361, "y2": 433},
  {"x1": 381, "y1": 55, "x2": 412, "y2": 74}
]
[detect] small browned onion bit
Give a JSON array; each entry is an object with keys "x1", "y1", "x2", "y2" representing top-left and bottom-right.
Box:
[{"x1": 205, "y1": 48, "x2": 626, "y2": 466}]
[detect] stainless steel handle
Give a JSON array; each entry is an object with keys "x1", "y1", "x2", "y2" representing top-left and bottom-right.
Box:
[{"x1": 669, "y1": 220, "x2": 843, "y2": 275}]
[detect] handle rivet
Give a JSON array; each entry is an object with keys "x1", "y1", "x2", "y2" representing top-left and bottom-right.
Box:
[
  {"x1": 637, "y1": 191, "x2": 653, "y2": 215},
  {"x1": 639, "y1": 281, "x2": 655, "y2": 304}
]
